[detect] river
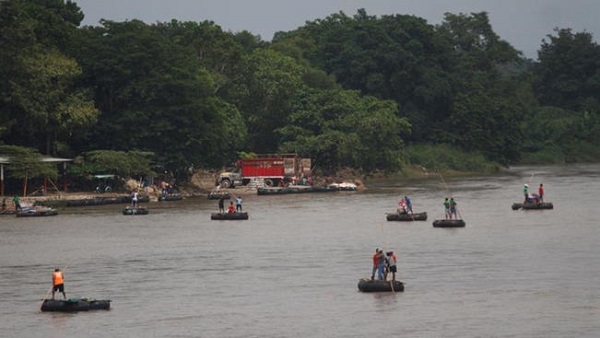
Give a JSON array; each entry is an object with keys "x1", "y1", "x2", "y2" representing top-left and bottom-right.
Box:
[{"x1": 0, "y1": 164, "x2": 598, "y2": 337}]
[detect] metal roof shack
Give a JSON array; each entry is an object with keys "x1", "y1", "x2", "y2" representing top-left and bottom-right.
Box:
[{"x1": 0, "y1": 156, "x2": 73, "y2": 196}]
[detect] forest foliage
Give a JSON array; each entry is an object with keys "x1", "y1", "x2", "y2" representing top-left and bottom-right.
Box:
[{"x1": 2, "y1": 0, "x2": 600, "y2": 182}]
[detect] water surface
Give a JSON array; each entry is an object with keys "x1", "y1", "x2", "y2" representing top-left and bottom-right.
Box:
[{"x1": 0, "y1": 164, "x2": 598, "y2": 337}]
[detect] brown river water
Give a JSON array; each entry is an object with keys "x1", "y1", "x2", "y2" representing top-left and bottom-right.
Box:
[{"x1": 0, "y1": 164, "x2": 599, "y2": 337}]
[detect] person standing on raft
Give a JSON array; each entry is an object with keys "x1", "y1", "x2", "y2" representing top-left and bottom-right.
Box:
[
  {"x1": 523, "y1": 184, "x2": 529, "y2": 203},
  {"x1": 386, "y1": 251, "x2": 398, "y2": 281},
  {"x1": 404, "y1": 196, "x2": 413, "y2": 214},
  {"x1": 235, "y1": 195, "x2": 243, "y2": 212},
  {"x1": 218, "y1": 197, "x2": 225, "y2": 214},
  {"x1": 538, "y1": 184, "x2": 544, "y2": 203},
  {"x1": 371, "y1": 248, "x2": 380, "y2": 280},
  {"x1": 131, "y1": 190, "x2": 139, "y2": 208},
  {"x1": 449, "y1": 197, "x2": 458, "y2": 219},
  {"x1": 52, "y1": 268, "x2": 66, "y2": 300},
  {"x1": 443, "y1": 198, "x2": 450, "y2": 220},
  {"x1": 376, "y1": 249, "x2": 386, "y2": 280},
  {"x1": 397, "y1": 198, "x2": 407, "y2": 214}
]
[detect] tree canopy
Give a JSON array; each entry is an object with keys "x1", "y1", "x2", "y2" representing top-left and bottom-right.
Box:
[{"x1": 1, "y1": 2, "x2": 600, "y2": 185}]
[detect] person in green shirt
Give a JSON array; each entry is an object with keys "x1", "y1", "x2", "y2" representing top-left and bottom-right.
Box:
[
  {"x1": 449, "y1": 197, "x2": 458, "y2": 219},
  {"x1": 443, "y1": 198, "x2": 450, "y2": 220},
  {"x1": 523, "y1": 184, "x2": 529, "y2": 203},
  {"x1": 12, "y1": 195, "x2": 21, "y2": 211}
]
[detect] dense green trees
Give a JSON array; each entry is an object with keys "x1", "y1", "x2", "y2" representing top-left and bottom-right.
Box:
[
  {"x1": 2, "y1": 1, "x2": 600, "y2": 184},
  {"x1": 0, "y1": 0, "x2": 97, "y2": 155}
]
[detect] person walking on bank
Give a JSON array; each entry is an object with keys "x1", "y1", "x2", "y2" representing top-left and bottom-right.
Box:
[
  {"x1": 12, "y1": 195, "x2": 21, "y2": 211},
  {"x1": 538, "y1": 183, "x2": 544, "y2": 203},
  {"x1": 52, "y1": 268, "x2": 66, "y2": 300}
]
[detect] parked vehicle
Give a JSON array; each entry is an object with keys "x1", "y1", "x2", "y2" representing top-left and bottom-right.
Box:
[{"x1": 216, "y1": 154, "x2": 311, "y2": 188}]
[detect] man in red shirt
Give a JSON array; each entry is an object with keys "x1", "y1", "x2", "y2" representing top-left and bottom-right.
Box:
[
  {"x1": 539, "y1": 184, "x2": 544, "y2": 202},
  {"x1": 371, "y1": 248, "x2": 380, "y2": 280}
]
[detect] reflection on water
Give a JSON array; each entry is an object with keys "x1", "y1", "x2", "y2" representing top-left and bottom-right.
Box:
[{"x1": 0, "y1": 164, "x2": 599, "y2": 337}]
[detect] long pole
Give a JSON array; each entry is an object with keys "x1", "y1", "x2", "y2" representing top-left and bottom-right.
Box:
[{"x1": 528, "y1": 172, "x2": 535, "y2": 185}]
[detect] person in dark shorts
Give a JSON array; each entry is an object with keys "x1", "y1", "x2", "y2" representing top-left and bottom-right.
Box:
[
  {"x1": 386, "y1": 251, "x2": 397, "y2": 281},
  {"x1": 52, "y1": 268, "x2": 66, "y2": 299},
  {"x1": 218, "y1": 197, "x2": 225, "y2": 214}
]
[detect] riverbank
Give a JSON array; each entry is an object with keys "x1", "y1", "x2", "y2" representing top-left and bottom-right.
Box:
[{"x1": 1, "y1": 164, "x2": 495, "y2": 209}]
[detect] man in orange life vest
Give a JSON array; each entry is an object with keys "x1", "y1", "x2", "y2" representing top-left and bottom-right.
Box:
[{"x1": 52, "y1": 268, "x2": 66, "y2": 299}]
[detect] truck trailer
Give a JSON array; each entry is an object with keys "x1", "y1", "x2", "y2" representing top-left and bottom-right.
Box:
[{"x1": 216, "y1": 154, "x2": 311, "y2": 188}]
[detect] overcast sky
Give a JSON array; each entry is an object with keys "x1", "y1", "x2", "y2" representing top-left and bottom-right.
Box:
[{"x1": 74, "y1": 0, "x2": 600, "y2": 59}]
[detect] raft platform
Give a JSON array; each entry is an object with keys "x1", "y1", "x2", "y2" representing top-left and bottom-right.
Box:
[
  {"x1": 122, "y1": 207, "x2": 149, "y2": 215},
  {"x1": 386, "y1": 212, "x2": 427, "y2": 221},
  {"x1": 511, "y1": 202, "x2": 553, "y2": 210},
  {"x1": 207, "y1": 192, "x2": 231, "y2": 200},
  {"x1": 257, "y1": 185, "x2": 341, "y2": 195},
  {"x1": 432, "y1": 219, "x2": 466, "y2": 228},
  {"x1": 357, "y1": 278, "x2": 404, "y2": 292},
  {"x1": 38, "y1": 195, "x2": 149, "y2": 208},
  {"x1": 16, "y1": 207, "x2": 58, "y2": 217},
  {"x1": 211, "y1": 212, "x2": 248, "y2": 220},
  {"x1": 41, "y1": 298, "x2": 110, "y2": 312},
  {"x1": 158, "y1": 194, "x2": 183, "y2": 201}
]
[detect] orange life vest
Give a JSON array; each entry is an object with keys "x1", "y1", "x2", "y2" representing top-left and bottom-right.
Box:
[{"x1": 52, "y1": 271, "x2": 63, "y2": 286}]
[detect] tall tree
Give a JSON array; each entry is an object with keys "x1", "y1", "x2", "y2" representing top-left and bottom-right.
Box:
[
  {"x1": 278, "y1": 88, "x2": 410, "y2": 172},
  {"x1": 534, "y1": 28, "x2": 600, "y2": 112},
  {"x1": 236, "y1": 49, "x2": 306, "y2": 152},
  {"x1": 0, "y1": 0, "x2": 96, "y2": 155},
  {"x1": 71, "y1": 20, "x2": 246, "y2": 175},
  {"x1": 437, "y1": 12, "x2": 526, "y2": 164}
]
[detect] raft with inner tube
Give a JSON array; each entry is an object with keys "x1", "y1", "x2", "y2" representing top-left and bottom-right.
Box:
[
  {"x1": 41, "y1": 298, "x2": 111, "y2": 312},
  {"x1": 357, "y1": 278, "x2": 404, "y2": 292},
  {"x1": 39, "y1": 195, "x2": 150, "y2": 208},
  {"x1": 211, "y1": 212, "x2": 248, "y2": 220},
  {"x1": 158, "y1": 194, "x2": 183, "y2": 201},
  {"x1": 386, "y1": 212, "x2": 427, "y2": 221},
  {"x1": 207, "y1": 192, "x2": 231, "y2": 200},
  {"x1": 257, "y1": 185, "x2": 340, "y2": 195},
  {"x1": 16, "y1": 207, "x2": 58, "y2": 217},
  {"x1": 122, "y1": 207, "x2": 149, "y2": 215},
  {"x1": 511, "y1": 202, "x2": 553, "y2": 210},
  {"x1": 432, "y1": 219, "x2": 466, "y2": 228}
]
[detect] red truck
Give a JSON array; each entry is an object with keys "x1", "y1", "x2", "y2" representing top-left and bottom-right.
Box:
[{"x1": 216, "y1": 154, "x2": 311, "y2": 188}]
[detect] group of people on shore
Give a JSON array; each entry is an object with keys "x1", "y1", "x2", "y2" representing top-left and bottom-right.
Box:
[
  {"x1": 523, "y1": 183, "x2": 544, "y2": 204},
  {"x1": 218, "y1": 195, "x2": 243, "y2": 214},
  {"x1": 371, "y1": 248, "x2": 398, "y2": 281}
]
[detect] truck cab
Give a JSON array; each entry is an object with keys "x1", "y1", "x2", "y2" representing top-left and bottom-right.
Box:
[{"x1": 216, "y1": 171, "x2": 242, "y2": 188}]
